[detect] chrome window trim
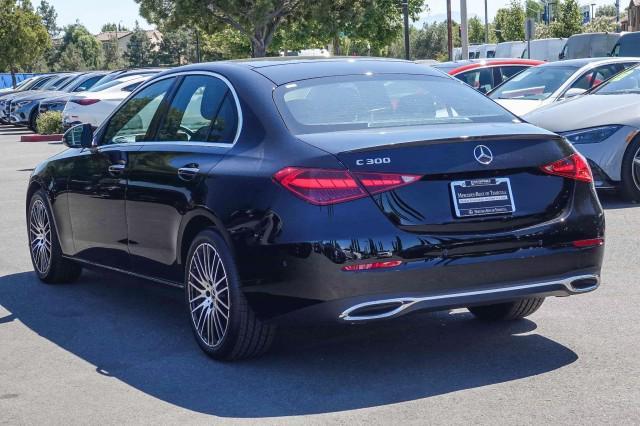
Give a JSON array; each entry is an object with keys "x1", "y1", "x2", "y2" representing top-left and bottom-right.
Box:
[{"x1": 98, "y1": 70, "x2": 243, "y2": 149}]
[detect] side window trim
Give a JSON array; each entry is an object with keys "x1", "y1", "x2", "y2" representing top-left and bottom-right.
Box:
[{"x1": 98, "y1": 71, "x2": 243, "y2": 148}]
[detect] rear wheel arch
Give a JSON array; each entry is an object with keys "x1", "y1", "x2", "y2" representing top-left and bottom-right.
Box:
[{"x1": 177, "y1": 209, "x2": 232, "y2": 268}]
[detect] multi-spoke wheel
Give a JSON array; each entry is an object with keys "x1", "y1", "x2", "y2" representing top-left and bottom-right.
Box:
[
  {"x1": 620, "y1": 138, "x2": 640, "y2": 202},
  {"x1": 187, "y1": 242, "x2": 230, "y2": 349},
  {"x1": 27, "y1": 190, "x2": 81, "y2": 284},
  {"x1": 184, "y1": 229, "x2": 275, "y2": 360},
  {"x1": 29, "y1": 199, "x2": 52, "y2": 275}
]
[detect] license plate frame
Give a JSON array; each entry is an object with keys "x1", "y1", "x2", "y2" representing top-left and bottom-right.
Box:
[{"x1": 450, "y1": 178, "x2": 516, "y2": 218}]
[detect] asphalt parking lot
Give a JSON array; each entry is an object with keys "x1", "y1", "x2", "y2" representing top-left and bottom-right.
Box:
[{"x1": 0, "y1": 124, "x2": 638, "y2": 425}]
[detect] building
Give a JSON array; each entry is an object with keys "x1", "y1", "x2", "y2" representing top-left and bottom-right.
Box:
[
  {"x1": 627, "y1": 0, "x2": 640, "y2": 31},
  {"x1": 95, "y1": 29, "x2": 163, "y2": 54},
  {"x1": 580, "y1": 5, "x2": 592, "y2": 24}
]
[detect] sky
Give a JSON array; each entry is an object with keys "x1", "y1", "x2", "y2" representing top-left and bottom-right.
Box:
[{"x1": 47, "y1": 0, "x2": 621, "y2": 34}]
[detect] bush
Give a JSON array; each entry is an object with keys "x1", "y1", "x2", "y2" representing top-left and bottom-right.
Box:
[{"x1": 36, "y1": 111, "x2": 64, "y2": 135}]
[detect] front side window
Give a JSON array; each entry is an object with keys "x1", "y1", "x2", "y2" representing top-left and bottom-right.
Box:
[
  {"x1": 102, "y1": 78, "x2": 175, "y2": 145},
  {"x1": 592, "y1": 66, "x2": 640, "y2": 94},
  {"x1": 570, "y1": 64, "x2": 626, "y2": 92},
  {"x1": 498, "y1": 66, "x2": 527, "y2": 83},
  {"x1": 456, "y1": 68, "x2": 494, "y2": 93},
  {"x1": 156, "y1": 75, "x2": 238, "y2": 143},
  {"x1": 489, "y1": 66, "x2": 578, "y2": 100},
  {"x1": 275, "y1": 74, "x2": 515, "y2": 135}
]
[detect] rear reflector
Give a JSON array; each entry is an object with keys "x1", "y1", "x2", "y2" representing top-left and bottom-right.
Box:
[
  {"x1": 342, "y1": 260, "x2": 403, "y2": 271},
  {"x1": 274, "y1": 167, "x2": 422, "y2": 205},
  {"x1": 541, "y1": 153, "x2": 593, "y2": 182},
  {"x1": 572, "y1": 238, "x2": 604, "y2": 248},
  {"x1": 71, "y1": 99, "x2": 100, "y2": 106}
]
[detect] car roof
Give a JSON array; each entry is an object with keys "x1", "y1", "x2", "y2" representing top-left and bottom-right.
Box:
[
  {"x1": 433, "y1": 58, "x2": 543, "y2": 75},
  {"x1": 163, "y1": 57, "x2": 445, "y2": 86},
  {"x1": 541, "y1": 57, "x2": 639, "y2": 68}
]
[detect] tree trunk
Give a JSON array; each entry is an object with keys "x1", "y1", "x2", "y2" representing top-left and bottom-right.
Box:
[
  {"x1": 332, "y1": 35, "x2": 341, "y2": 56},
  {"x1": 10, "y1": 67, "x2": 17, "y2": 89},
  {"x1": 251, "y1": 38, "x2": 267, "y2": 58}
]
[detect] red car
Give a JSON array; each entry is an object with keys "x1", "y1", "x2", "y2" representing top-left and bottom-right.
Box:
[{"x1": 428, "y1": 59, "x2": 545, "y2": 93}]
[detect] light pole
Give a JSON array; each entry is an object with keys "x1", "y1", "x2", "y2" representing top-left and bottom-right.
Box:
[
  {"x1": 402, "y1": 0, "x2": 410, "y2": 60},
  {"x1": 447, "y1": 0, "x2": 453, "y2": 60},
  {"x1": 460, "y1": 0, "x2": 468, "y2": 60},
  {"x1": 484, "y1": 0, "x2": 489, "y2": 44}
]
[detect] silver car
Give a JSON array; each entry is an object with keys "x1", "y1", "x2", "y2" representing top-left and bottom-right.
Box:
[
  {"x1": 489, "y1": 57, "x2": 640, "y2": 117},
  {"x1": 524, "y1": 65, "x2": 640, "y2": 200}
]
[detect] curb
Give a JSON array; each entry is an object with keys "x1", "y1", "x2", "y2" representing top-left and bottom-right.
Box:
[{"x1": 20, "y1": 134, "x2": 63, "y2": 143}]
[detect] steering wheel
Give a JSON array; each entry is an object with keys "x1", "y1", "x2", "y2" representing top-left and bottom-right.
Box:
[{"x1": 178, "y1": 125, "x2": 195, "y2": 139}]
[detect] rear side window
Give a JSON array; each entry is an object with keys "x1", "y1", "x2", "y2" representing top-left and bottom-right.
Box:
[
  {"x1": 156, "y1": 75, "x2": 238, "y2": 143},
  {"x1": 275, "y1": 74, "x2": 515, "y2": 135},
  {"x1": 497, "y1": 66, "x2": 527, "y2": 84},
  {"x1": 74, "y1": 76, "x2": 103, "y2": 92},
  {"x1": 456, "y1": 68, "x2": 494, "y2": 93}
]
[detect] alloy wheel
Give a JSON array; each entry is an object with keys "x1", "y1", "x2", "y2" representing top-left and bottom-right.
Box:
[
  {"x1": 187, "y1": 242, "x2": 230, "y2": 348},
  {"x1": 633, "y1": 147, "x2": 640, "y2": 191},
  {"x1": 29, "y1": 199, "x2": 52, "y2": 275}
]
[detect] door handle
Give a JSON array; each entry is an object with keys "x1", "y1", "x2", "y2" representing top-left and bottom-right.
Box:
[
  {"x1": 178, "y1": 167, "x2": 200, "y2": 181},
  {"x1": 108, "y1": 164, "x2": 125, "y2": 175}
]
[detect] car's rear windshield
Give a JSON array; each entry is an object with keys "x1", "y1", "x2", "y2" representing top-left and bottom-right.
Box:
[
  {"x1": 489, "y1": 65, "x2": 577, "y2": 100},
  {"x1": 274, "y1": 74, "x2": 515, "y2": 135},
  {"x1": 592, "y1": 65, "x2": 640, "y2": 94}
]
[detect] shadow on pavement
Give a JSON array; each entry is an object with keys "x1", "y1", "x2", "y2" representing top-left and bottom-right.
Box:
[
  {"x1": 0, "y1": 270, "x2": 578, "y2": 418},
  {"x1": 598, "y1": 192, "x2": 639, "y2": 210}
]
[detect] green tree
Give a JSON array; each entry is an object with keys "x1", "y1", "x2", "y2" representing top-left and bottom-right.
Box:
[
  {"x1": 55, "y1": 23, "x2": 103, "y2": 70},
  {"x1": 0, "y1": 0, "x2": 51, "y2": 86},
  {"x1": 36, "y1": 0, "x2": 57, "y2": 37},
  {"x1": 584, "y1": 16, "x2": 617, "y2": 32},
  {"x1": 101, "y1": 22, "x2": 129, "y2": 32},
  {"x1": 134, "y1": 0, "x2": 425, "y2": 58},
  {"x1": 153, "y1": 27, "x2": 196, "y2": 66},
  {"x1": 494, "y1": 1, "x2": 525, "y2": 42},
  {"x1": 468, "y1": 16, "x2": 484, "y2": 44},
  {"x1": 552, "y1": 0, "x2": 582, "y2": 38},
  {"x1": 596, "y1": 4, "x2": 618, "y2": 17},
  {"x1": 124, "y1": 21, "x2": 154, "y2": 67},
  {"x1": 201, "y1": 28, "x2": 251, "y2": 60}
]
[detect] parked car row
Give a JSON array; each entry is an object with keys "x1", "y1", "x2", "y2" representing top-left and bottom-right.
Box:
[
  {"x1": 0, "y1": 68, "x2": 163, "y2": 131},
  {"x1": 457, "y1": 32, "x2": 640, "y2": 63}
]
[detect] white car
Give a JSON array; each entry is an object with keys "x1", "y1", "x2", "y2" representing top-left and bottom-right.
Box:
[
  {"x1": 63, "y1": 75, "x2": 152, "y2": 129},
  {"x1": 489, "y1": 57, "x2": 640, "y2": 116}
]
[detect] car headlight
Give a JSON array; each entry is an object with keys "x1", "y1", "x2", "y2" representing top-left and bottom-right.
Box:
[
  {"x1": 561, "y1": 125, "x2": 622, "y2": 144},
  {"x1": 14, "y1": 100, "x2": 33, "y2": 109}
]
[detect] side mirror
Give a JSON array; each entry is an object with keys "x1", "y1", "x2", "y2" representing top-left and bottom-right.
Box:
[
  {"x1": 63, "y1": 123, "x2": 94, "y2": 148},
  {"x1": 563, "y1": 88, "x2": 587, "y2": 99},
  {"x1": 558, "y1": 52, "x2": 565, "y2": 60}
]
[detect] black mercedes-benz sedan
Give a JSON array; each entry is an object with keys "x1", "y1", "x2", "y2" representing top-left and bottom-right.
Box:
[{"x1": 26, "y1": 58, "x2": 604, "y2": 360}]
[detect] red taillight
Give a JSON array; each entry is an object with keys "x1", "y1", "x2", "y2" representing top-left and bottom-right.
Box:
[
  {"x1": 273, "y1": 167, "x2": 422, "y2": 205},
  {"x1": 71, "y1": 99, "x2": 100, "y2": 106},
  {"x1": 572, "y1": 238, "x2": 604, "y2": 248},
  {"x1": 342, "y1": 260, "x2": 403, "y2": 271},
  {"x1": 541, "y1": 153, "x2": 593, "y2": 182},
  {"x1": 352, "y1": 172, "x2": 422, "y2": 195}
]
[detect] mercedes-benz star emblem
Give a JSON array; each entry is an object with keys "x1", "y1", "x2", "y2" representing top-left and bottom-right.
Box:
[{"x1": 473, "y1": 145, "x2": 493, "y2": 165}]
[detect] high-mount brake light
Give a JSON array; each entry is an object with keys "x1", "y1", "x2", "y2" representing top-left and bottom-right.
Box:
[
  {"x1": 273, "y1": 167, "x2": 422, "y2": 205},
  {"x1": 540, "y1": 153, "x2": 593, "y2": 182}
]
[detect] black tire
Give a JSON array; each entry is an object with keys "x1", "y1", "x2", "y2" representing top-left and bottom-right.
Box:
[
  {"x1": 27, "y1": 190, "x2": 82, "y2": 284},
  {"x1": 468, "y1": 297, "x2": 545, "y2": 321},
  {"x1": 28, "y1": 110, "x2": 38, "y2": 132},
  {"x1": 184, "y1": 228, "x2": 275, "y2": 361},
  {"x1": 620, "y1": 137, "x2": 640, "y2": 202}
]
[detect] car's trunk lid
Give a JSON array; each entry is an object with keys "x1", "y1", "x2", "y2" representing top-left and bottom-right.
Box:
[{"x1": 296, "y1": 123, "x2": 576, "y2": 234}]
